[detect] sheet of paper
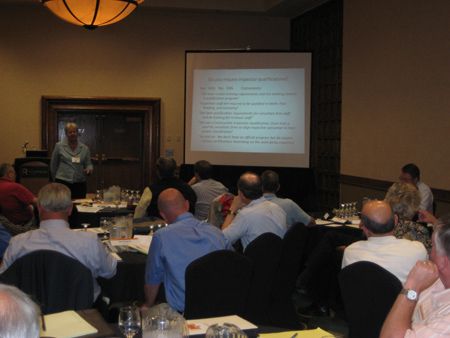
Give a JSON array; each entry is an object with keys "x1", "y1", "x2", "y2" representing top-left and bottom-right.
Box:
[
  {"x1": 187, "y1": 315, "x2": 257, "y2": 335},
  {"x1": 74, "y1": 227, "x2": 104, "y2": 233},
  {"x1": 345, "y1": 223, "x2": 360, "y2": 229},
  {"x1": 110, "y1": 252, "x2": 123, "y2": 261},
  {"x1": 331, "y1": 217, "x2": 348, "y2": 224},
  {"x1": 40, "y1": 310, "x2": 98, "y2": 338},
  {"x1": 260, "y1": 328, "x2": 334, "y2": 338},
  {"x1": 128, "y1": 235, "x2": 153, "y2": 254},
  {"x1": 316, "y1": 219, "x2": 334, "y2": 226},
  {"x1": 324, "y1": 223, "x2": 344, "y2": 227},
  {"x1": 76, "y1": 204, "x2": 105, "y2": 213}
]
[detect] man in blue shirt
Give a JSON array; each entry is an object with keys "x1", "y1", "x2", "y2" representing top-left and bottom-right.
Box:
[
  {"x1": 261, "y1": 170, "x2": 315, "y2": 229},
  {"x1": 0, "y1": 223, "x2": 12, "y2": 261},
  {"x1": 221, "y1": 172, "x2": 287, "y2": 251},
  {"x1": 142, "y1": 188, "x2": 233, "y2": 316}
]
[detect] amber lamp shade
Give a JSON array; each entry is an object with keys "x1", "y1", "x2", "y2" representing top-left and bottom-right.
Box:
[{"x1": 39, "y1": 0, "x2": 145, "y2": 29}]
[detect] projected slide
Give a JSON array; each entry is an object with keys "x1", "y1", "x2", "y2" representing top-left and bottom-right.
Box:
[
  {"x1": 191, "y1": 68, "x2": 306, "y2": 154},
  {"x1": 185, "y1": 51, "x2": 311, "y2": 168}
]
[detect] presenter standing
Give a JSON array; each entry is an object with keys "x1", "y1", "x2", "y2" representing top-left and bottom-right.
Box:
[{"x1": 50, "y1": 122, "x2": 93, "y2": 199}]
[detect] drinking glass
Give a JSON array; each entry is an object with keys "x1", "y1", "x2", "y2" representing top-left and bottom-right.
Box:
[
  {"x1": 99, "y1": 217, "x2": 110, "y2": 239},
  {"x1": 149, "y1": 224, "x2": 155, "y2": 235},
  {"x1": 119, "y1": 306, "x2": 141, "y2": 338},
  {"x1": 114, "y1": 199, "x2": 121, "y2": 210},
  {"x1": 81, "y1": 223, "x2": 90, "y2": 231},
  {"x1": 142, "y1": 315, "x2": 188, "y2": 338}
]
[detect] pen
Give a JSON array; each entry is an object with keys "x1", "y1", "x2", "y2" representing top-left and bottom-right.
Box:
[
  {"x1": 41, "y1": 314, "x2": 46, "y2": 331},
  {"x1": 290, "y1": 333, "x2": 298, "y2": 338}
]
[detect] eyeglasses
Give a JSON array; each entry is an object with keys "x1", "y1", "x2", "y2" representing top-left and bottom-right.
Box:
[{"x1": 399, "y1": 175, "x2": 413, "y2": 183}]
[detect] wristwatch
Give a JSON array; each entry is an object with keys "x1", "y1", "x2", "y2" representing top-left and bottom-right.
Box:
[
  {"x1": 400, "y1": 288, "x2": 418, "y2": 301},
  {"x1": 228, "y1": 209, "x2": 238, "y2": 216}
]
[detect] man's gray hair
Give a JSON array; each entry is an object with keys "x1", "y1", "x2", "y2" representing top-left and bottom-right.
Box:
[
  {"x1": 38, "y1": 183, "x2": 72, "y2": 212},
  {"x1": 433, "y1": 214, "x2": 450, "y2": 257},
  {"x1": 0, "y1": 163, "x2": 13, "y2": 177},
  {"x1": 385, "y1": 182, "x2": 422, "y2": 220},
  {"x1": 0, "y1": 283, "x2": 41, "y2": 338},
  {"x1": 65, "y1": 122, "x2": 78, "y2": 134}
]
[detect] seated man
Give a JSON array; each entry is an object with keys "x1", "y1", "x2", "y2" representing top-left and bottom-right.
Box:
[
  {"x1": 146, "y1": 157, "x2": 197, "y2": 219},
  {"x1": 0, "y1": 183, "x2": 117, "y2": 303},
  {"x1": 0, "y1": 163, "x2": 38, "y2": 234},
  {"x1": 0, "y1": 283, "x2": 41, "y2": 338},
  {"x1": 381, "y1": 214, "x2": 450, "y2": 338},
  {"x1": 188, "y1": 160, "x2": 228, "y2": 221},
  {"x1": 400, "y1": 163, "x2": 434, "y2": 214},
  {"x1": 261, "y1": 170, "x2": 315, "y2": 229},
  {"x1": 0, "y1": 223, "x2": 12, "y2": 260},
  {"x1": 142, "y1": 188, "x2": 233, "y2": 316},
  {"x1": 343, "y1": 200, "x2": 428, "y2": 284},
  {"x1": 221, "y1": 172, "x2": 287, "y2": 251}
]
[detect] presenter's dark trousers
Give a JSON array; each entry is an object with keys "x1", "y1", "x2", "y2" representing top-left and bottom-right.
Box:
[{"x1": 55, "y1": 179, "x2": 87, "y2": 200}]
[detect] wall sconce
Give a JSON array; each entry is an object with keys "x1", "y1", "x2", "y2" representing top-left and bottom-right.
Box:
[{"x1": 39, "y1": 0, "x2": 145, "y2": 30}]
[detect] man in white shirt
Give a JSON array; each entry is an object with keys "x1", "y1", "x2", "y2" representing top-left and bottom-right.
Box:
[
  {"x1": 381, "y1": 214, "x2": 450, "y2": 338},
  {"x1": 400, "y1": 163, "x2": 434, "y2": 214},
  {"x1": 221, "y1": 172, "x2": 287, "y2": 251},
  {"x1": 0, "y1": 183, "x2": 117, "y2": 302},
  {"x1": 342, "y1": 200, "x2": 428, "y2": 284}
]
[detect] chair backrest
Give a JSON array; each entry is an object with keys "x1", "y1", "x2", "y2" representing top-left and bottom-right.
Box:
[
  {"x1": 339, "y1": 261, "x2": 402, "y2": 338},
  {"x1": 0, "y1": 250, "x2": 94, "y2": 315},
  {"x1": 184, "y1": 249, "x2": 253, "y2": 320},
  {"x1": 268, "y1": 222, "x2": 308, "y2": 329},
  {"x1": 243, "y1": 232, "x2": 283, "y2": 325}
]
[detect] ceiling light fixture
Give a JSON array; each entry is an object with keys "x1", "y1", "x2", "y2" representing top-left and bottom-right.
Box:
[{"x1": 39, "y1": 0, "x2": 145, "y2": 30}]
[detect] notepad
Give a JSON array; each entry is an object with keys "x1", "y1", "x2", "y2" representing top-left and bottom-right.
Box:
[
  {"x1": 260, "y1": 328, "x2": 335, "y2": 338},
  {"x1": 40, "y1": 310, "x2": 98, "y2": 338}
]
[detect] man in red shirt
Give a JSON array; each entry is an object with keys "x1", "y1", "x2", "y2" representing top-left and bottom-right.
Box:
[{"x1": 0, "y1": 163, "x2": 38, "y2": 226}]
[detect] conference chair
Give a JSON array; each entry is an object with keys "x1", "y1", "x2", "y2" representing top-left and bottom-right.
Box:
[
  {"x1": 339, "y1": 261, "x2": 402, "y2": 338},
  {"x1": 184, "y1": 250, "x2": 253, "y2": 320},
  {"x1": 0, "y1": 250, "x2": 94, "y2": 315},
  {"x1": 243, "y1": 232, "x2": 283, "y2": 325},
  {"x1": 268, "y1": 222, "x2": 308, "y2": 329}
]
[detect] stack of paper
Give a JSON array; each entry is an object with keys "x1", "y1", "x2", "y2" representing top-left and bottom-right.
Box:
[{"x1": 40, "y1": 310, "x2": 98, "y2": 338}]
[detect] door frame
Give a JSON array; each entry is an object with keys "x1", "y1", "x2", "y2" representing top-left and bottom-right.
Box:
[{"x1": 41, "y1": 96, "x2": 161, "y2": 189}]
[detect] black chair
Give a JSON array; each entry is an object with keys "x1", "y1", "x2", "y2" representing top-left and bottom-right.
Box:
[
  {"x1": 268, "y1": 222, "x2": 308, "y2": 329},
  {"x1": 0, "y1": 250, "x2": 94, "y2": 315},
  {"x1": 244, "y1": 232, "x2": 283, "y2": 325},
  {"x1": 184, "y1": 250, "x2": 253, "y2": 319},
  {"x1": 339, "y1": 261, "x2": 402, "y2": 338}
]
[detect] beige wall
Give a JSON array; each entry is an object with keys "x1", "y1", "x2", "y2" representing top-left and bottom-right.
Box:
[
  {"x1": 341, "y1": 0, "x2": 450, "y2": 193},
  {"x1": 0, "y1": 3, "x2": 290, "y2": 165}
]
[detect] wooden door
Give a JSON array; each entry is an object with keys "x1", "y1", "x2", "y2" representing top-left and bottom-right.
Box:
[
  {"x1": 42, "y1": 96, "x2": 161, "y2": 194},
  {"x1": 57, "y1": 112, "x2": 144, "y2": 192}
]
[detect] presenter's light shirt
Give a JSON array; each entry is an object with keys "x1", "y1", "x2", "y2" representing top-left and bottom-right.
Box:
[{"x1": 51, "y1": 140, "x2": 93, "y2": 183}]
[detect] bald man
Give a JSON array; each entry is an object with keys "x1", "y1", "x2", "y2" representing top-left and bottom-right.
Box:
[
  {"x1": 143, "y1": 188, "x2": 233, "y2": 316},
  {"x1": 342, "y1": 201, "x2": 428, "y2": 284},
  {"x1": 221, "y1": 172, "x2": 287, "y2": 251}
]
